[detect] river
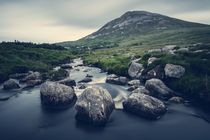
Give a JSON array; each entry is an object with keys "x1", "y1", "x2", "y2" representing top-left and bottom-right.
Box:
[{"x1": 0, "y1": 58, "x2": 210, "y2": 140}]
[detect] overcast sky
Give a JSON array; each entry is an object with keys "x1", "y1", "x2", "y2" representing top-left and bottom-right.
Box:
[{"x1": 0, "y1": 0, "x2": 210, "y2": 43}]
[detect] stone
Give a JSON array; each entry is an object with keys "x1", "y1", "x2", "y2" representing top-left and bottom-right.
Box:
[
  {"x1": 59, "y1": 78, "x2": 76, "y2": 87},
  {"x1": 60, "y1": 64, "x2": 72, "y2": 69},
  {"x1": 142, "y1": 65, "x2": 164, "y2": 80},
  {"x1": 40, "y1": 81, "x2": 76, "y2": 107},
  {"x1": 106, "y1": 74, "x2": 128, "y2": 85},
  {"x1": 123, "y1": 92, "x2": 167, "y2": 119},
  {"x1": 128, "y1": 62, "x2": 144, "y2": 79},
  {"x1": 20, "y1": 72, "x2": 41, "y2": 82},
  {"x1": 164, "y1": 64, "x2": 185, "y2": 78},
  {"x1": 24, "y1": 79, "x2": 42, "y2": 88},
  {"x1": 127, "y1": 80, "x2": 141, "y2": 87},
  {"x1": 147, "y1": 57, "x2": 158, "y2": 66},
  {"x1": 78, "y1": 77, "x2": 92, "y2": 83},
  {"x1": 75, "y1": 86, "x2": 114, "y2": 125},
  {"x1": 3, "y1": 80, "x2": 20, "y2": 90},
  {"x1": 145, "y1": 78, "x2": 174, "y2": 100},
  {"x1": 168, "y1": 97, "x2": 184, "y2": 104}
]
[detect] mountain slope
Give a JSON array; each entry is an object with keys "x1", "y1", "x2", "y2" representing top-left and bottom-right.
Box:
[{"x1": 57, "y1": 11, "x2": 210, "y2": 50}]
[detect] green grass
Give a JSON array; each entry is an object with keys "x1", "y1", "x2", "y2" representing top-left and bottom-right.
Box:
[{"x1": 0, "y1": 42, "x2": 74, "y2": 83}]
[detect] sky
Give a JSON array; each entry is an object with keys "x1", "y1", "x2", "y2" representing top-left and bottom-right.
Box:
[{"x1": 0, "y1": 0, "x2": 210, "y2": 43}]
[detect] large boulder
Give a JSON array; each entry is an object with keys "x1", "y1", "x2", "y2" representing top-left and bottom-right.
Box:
[
  {"x1": 3, "y1": 80, "x2": 20, "y2": 90},
  {"x1": 145, "y1": 78, "x2": 174, "y2": 100},
  {"x1": 40, "y1": 81, "x2": 76, "y2": 107},
  {"x1": 75, "y1": 86, "x2": 114, "y2": 126},
  {"x1": 106, "y1": 74, "x2": 128, "y2": 85},
  {"x1": 164, "y1": 64, "x2": 185, "y2": 78},
  {"x1": 58, "y1": 78, "x2": 76, "y2": 87},
  {"x1": 24, "y1": 79, "x2": 42, "y2": 88},
  {"x1": 128, "y1": 62, "x2": 144, "y2": 79},
  {"x1": 123, "y1": 92, "x2": 167, "y2": 119}
]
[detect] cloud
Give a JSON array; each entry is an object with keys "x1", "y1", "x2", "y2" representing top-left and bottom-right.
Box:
[{"x1": 0, "y1": 0, "x2": 210, "y2": 43}]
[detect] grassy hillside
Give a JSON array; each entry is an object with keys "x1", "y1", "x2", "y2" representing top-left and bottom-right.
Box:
[{"x1": 0, "y1": 42, "x2": 74, "y2": 83}]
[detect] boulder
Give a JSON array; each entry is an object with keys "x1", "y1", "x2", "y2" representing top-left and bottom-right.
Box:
[
  {"x1": 75, "y1": 86, "x2": 114, "y2": 125},
  {"x1": 20, "y1": 72, "x2": 41, "y2": 82},
  {"x1": 132, "y1": 86, "x2": 152, "y2": 96},
  {"x1": 168, "y1": 97, "x2": 184, "y2": 104},
  {"x1": 164, "y1": 64, "x2": 185, "y2": 78},
  {"x1": 59, "y1": 78, "x2": 76, "y2": 87},
  {"x1": 142, "y1": 65, "x2": 164, "y2": 80},
  {"x1": 3, "y1": 80, "x2": 20, "y2": 90},
  {"x1": 60, "y1": 64, "x2": 72, "y2": 69},
  {"x1": 145, "y1": 78, "x2": 174, "y2": 100},
  {"x1": 128, "y1": 62, "x2": 144, "y2": 79},
  {"x1": 78, "y1": 77, "x2": 92, "y2": 83},
  {"x1": 123, "y1": 92, "x2": 167, "y2": 119},
  {"x1": 24, "y1": 79, "x2": 42, "y2": 88},
  {"x1": 127, "y1": 80, "x2": 141, "y2": 87},
  {"x1": 40, "y1": 81, "x2": 76, "y2": 107},
  {"x1": 78, "y1": 84, "x2": 86, "y2": 89},
  {"x1": 127, "y1": 86, "x2": 137, "y2": 91},
  {"x1": 106, "y1": 74, "x2": 128, "y2": 85},
  {"x1": 147, "y1": 57, "x2": 157, "y2": 66}
]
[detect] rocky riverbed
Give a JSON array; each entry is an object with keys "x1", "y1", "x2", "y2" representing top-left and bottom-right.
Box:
[{"x1": 0, "y1": 58, "x2": 210, "y2": 140}]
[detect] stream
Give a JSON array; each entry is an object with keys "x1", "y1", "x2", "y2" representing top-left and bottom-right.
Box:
[{"x1": 0, "y1": 58, "x2": 210, "y2": 140}]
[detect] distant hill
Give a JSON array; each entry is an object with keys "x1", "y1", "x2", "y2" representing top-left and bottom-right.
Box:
[{"x1": 57, "y1": 11, "x2": 210, "y2": 50}]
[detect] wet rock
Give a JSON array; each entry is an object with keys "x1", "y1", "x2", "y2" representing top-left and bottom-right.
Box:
[
  {"x1": 20, "y1": 72, "x2": 42, "y2": 83},
  {"x1": 40, "y1": 81, "x2": 76, "y2": 107},
  {"x1": 145, "y1": 78, "x2": 174, "y2": 100},
  {"x1": 59, "y1": 78, "x2": 76, "y2": 87},
  {"x1": 168, "y1": 97, "x2": 184, "y2": 104},
  {"x1": 128, "y1": 62, "x2": 144, "y2": 79},
  {"x1": 123, "y1": 92, "x2": 167, "y2": 119},
  {"x1": 132, "y1": 86, "x2": 152, "y2": 96},
  {"x1": 164, "y1": 64, "x2": 185, "y2": 78},
  {"x1": 128, "y1": 80, "x2": 141, "y2": 87},
  {"x1": 147, "y1": 57, "x2": 157, "y2": 66},
  {"x1": 86, "y1": 74, "x2": 93, "y2": 78},
  {"x1": 3, "y1": 80, "x2": 20, "y2": 90},
  {"x1": 127, "y1": 86, "x2": 137, "y2": 91},
  {"x1": 78, "y1": 84, "x2": 86, "y2": 89},
  {"x1": 24, "y1": 79, "x2": 42, "y2": 88},
  {"x1": 78, "y1": 77, "x2": 92, "y2": 83},
  {"x1": 106, "y1": 74, "x2": 128, "y2": 85},
  {"x1": 60, "y1": 64, "x2": 72, "y2": 69},
  {"x1": 75, "y1": 86, "x2": 114, "y2": 126}
]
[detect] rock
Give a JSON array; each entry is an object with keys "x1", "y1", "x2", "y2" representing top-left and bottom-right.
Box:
[
  {"x1": 106, "y1": 74, "x2": 128, "y2": 85},
  {"x1": 83, "y1": 69, "x2": 91, "y2": 72},
  {"x1": 164, "y1": 64, "x2": 185, "y2": 78},
  {"x1": 132, "y1": 86, "x2": 152, "y2": 96},
  {"x1": 3, "y1": 80, "x2": 20, "y2": 90},
  {"x1": 162, "y1": 45, "x2": 176, "y2": 54},
  {"x1": 128, "y1": 62, "x2": 144, "y2": 79},
  {"x1": 142, "y1": 65, "x2": 164, "y2": 80},
  {"x1": 123, "y1": 92, "x2": 167, "y2": 119},
  {"x1": 168, "y1": 97, "x2": 184, "y2": 104},
  {"x1": 40, "y1": 81, "x2": 76, "y2": 107},
  {"x1": 128, "y1": 80, "x2": 141, "y2": 87},
  {"x1": 78, "y1": 77, "x2": 92, "y2": 83},
  {"x1": 127, "y1": 86, "x2": 137, "y2": 91},
  {"x1": 24, "y1": 79, "x2": 42, "y2": 88},
  {"x1": 9, "y1": 73, "x2": 29, "y2": 79},
  {"x1": 145, "y1": 78, "x2": 174, "y2": 100},
  {"x1": 60, "y1": 64, "x2": 72, "y2": 69},
  {"x1": 86, "y1": 74, "x2": 93, "y2": 78},
  {"x1": 75, "y1": 86, "x2": 115, "y2": 125},
  {"x1": 176, "y1": 48, "x2": 189, "y2": 52},
  {"x1": 20, "y1": 72, "x2": 41, "y2": 82},
  {"x1": 148, "y1": 49, "x2": 162, "y2": 53},
  {"x1": 78, "y1": 84, "x2": 86, "y2": 89},
  {"x1": 147, "y1": 57, "x2": 157, "y2": 66},
  {"x1": 59, "y1": 78, "x2": 76, "y2": 87}
]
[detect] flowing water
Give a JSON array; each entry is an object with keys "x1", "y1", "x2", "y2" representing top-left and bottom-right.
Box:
[{"x1": 0, "y1": 58, "x2": 210, "y2": 140}]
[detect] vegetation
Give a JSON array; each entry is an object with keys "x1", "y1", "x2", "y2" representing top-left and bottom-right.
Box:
[
  {"x1": 0, "y1": 41, "x2": 74, "y2": 83},
  {"x1": 47, "y1": 68, "x2": 69, "y2": 81}
]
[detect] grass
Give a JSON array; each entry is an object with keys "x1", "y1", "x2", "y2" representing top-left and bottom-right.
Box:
[{"x1": 0, "y1": 42, "x2": 74, "y2": 83}]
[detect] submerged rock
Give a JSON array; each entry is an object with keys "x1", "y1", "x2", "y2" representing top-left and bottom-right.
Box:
[
  {"x1": 145, "y1": 78, "x2": 174, "y2": 100},
  {"x1": 75, "y1": 86, "x2": 114, "y2": 126},
  {"x1": 59, "y1": 78, "x2": 76, "y2": 87},
  {"x1": 106, "y1": 74, "x2": 128, "y2": 85},
  {"x1": 3, "y1": 80, "x2": 20, "y2": 90},
  {"x1": 40, "y1": 81, "x2": 76, "y2": 107},
  {"x1": 168, "y1": 97, "x2": 184, "y2": 104},
  {"x1": 164, "y1": 64, "x2": 185, "y2": 78},
  {"x1": 128, "y1": 62, "x2": 144, "y2": 79},
  {"x1": 123, "y1": 92, "x2": 167, "y2": 119}
]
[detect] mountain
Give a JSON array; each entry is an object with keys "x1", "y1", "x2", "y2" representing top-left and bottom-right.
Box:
[{"x1": 57, "y1": 11, "x2": 210, "y2": 50}]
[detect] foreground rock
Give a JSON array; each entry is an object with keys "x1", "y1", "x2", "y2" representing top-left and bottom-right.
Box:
[
  {"x1": 168, "y1": 97, "x2": 184, "y2": 104},
  {"x1": 40, "y1": 81, "x2": 76, "y2": 107},
  {"x1": 164, "y1": 64, "x2": 185, "y2": 78},
  {"x1": 106, "y1": 74, "x2": 128, "y2": 85},
  {"x1": 58, "y1": 78, "x2": 76, "y2": 87},
  {"x1": 75, "y1": 86, "x2": 114, "y2": 126},
  {"x1": 123, "y1": 92, "x2": 167, "y2": 119},
  {"x1": 128, "y1": 62, "x2": 144, "y2": 79},
  {"x1": 145, "y1": 78, "x2": 174, "y2": 100},
  {"x1": 3, "y1": 80, "x2": 20, "y2": 90}
]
